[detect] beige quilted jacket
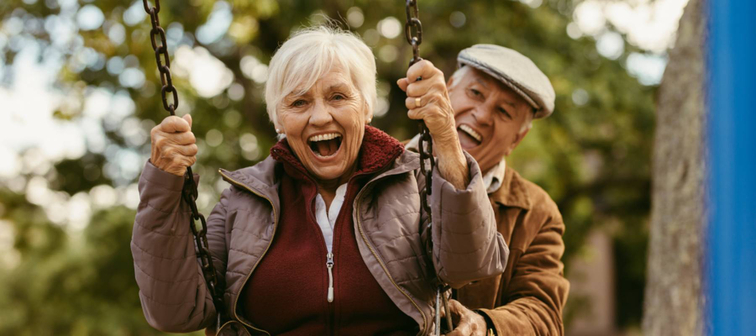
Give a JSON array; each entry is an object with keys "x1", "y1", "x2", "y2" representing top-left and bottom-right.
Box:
[{"x1": 131, "y1": 148, "x2": 508, "y2": 335}]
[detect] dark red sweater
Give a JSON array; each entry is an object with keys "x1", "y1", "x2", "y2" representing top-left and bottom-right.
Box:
[{"x1": 240, "y1": 126, "x2": 417, "y2": 335}]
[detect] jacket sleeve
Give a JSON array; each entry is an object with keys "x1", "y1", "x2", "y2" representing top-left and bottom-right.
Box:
[
  {"x1": 427, "y1": 151, "x2": 509, "y2": 288},
  {"x1": 478, "y1": 216, "x2": 570, "y2": 336},
  {"x1": 130, "y1": 161, "x2": 229, "y2": 332}
]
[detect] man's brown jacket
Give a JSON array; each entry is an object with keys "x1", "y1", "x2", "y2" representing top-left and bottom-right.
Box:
[{"x1": 456, "y1": 166, "x2": 569, "y2": 335}]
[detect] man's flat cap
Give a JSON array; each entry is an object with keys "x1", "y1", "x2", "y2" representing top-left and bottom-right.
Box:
[{"x1": 457, "y1": 44, "x2": 555, "y2": 119}]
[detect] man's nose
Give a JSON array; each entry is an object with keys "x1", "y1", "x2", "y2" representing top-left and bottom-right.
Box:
[
  {"x1": 309, "y1": 99, "x2": 333, "y2": 126},
  {"x1": 471, "y1": 104, "x2": 493, "y2": 126}
]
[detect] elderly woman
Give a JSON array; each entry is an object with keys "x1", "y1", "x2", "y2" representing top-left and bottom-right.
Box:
[{"x1": 131, "y1": 26, "x2": 508, "y2": 335}]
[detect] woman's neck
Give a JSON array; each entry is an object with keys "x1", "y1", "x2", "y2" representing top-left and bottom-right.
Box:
[{"x1": 316, "y1": 164, "x2": 356, "y2": 211}]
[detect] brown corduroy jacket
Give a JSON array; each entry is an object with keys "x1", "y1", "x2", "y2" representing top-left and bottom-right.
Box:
[{"x1": 455, "y1": 166, "x2": 569, "y2": 335}]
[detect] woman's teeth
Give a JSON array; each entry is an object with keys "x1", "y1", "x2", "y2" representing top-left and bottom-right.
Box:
[
  {"x1": 308, "y1": 133, "x2": 341, "y2": 142},
  {"x1": 459, "y1": 124, "x2": 482, "y2": 143},
  {"x1": 308, "y1": 133, "x2": 342, "y2": 157}
]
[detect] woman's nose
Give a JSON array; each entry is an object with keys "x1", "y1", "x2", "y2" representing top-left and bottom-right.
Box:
[{"x1": 309, "y1": 100, "x2": 333, "y2": 126}]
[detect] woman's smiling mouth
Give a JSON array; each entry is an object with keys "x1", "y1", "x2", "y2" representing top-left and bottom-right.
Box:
[{"x1": 308, "y1": 132, "x2": 343, "y2": 158}]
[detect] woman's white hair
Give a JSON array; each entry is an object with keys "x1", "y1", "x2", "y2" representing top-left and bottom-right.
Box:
[{"x1": 264, "y1": 25, "x2": 377, "y2": 127}]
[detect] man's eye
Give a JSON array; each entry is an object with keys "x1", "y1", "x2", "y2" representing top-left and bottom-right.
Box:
[
  {"x1": 291, "y1": 99, "x2": 307, "y2": 107},
  {"x1": 469, "y1": 88, "x2": 483, "y2": 99},
  {"x1": 498, "y1": 107, "x2": 512, "y2": 119}
]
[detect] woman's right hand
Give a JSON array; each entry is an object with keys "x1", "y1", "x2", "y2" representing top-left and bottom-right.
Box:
[{"x1": 150, "y1": 114, "x2": 198, "y2": 176}]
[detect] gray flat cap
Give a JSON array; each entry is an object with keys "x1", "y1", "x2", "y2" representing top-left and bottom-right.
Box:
[{"x1": 457, "y1": 44, "x2": 555, "y2": 119}]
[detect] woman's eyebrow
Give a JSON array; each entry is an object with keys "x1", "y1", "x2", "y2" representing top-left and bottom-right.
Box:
[{"x1": 327, "y1": 83, "x2": 351, "y2": 92}]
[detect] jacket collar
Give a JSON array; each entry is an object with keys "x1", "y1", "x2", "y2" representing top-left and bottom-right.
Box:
[
  {"x1": 489, "y1": 166, "x2": 532, "y2": 210},
  {"x1": 219, "y1": 126, "x2": 415, "y2": 201},
  {"x1": 269, "y1": 125, "x2": 405, "y2": 181}
]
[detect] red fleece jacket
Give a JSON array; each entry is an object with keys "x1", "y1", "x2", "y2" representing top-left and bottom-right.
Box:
[{"x1": 240, "y1": 126, "x2": 417, "y2": 335}]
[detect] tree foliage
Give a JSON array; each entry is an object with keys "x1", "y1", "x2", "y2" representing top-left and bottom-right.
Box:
[{"x1": 0, "y1": 0, "x2": 656, "y2": 333}]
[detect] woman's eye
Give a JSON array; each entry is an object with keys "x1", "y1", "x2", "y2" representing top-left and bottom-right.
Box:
[
  {"x1": 291, "y1": 99, "x2": 307, "y2": 107},
  {"x1": 332, "y1": 94, "x2": 345, "y2": 101}
]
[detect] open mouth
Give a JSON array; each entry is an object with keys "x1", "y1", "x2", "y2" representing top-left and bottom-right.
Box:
[
  {"x1": 458, "y1": 124, "x2": 482, "y2": 148},
  {"x1": 307, "y1": 132, "x2": 343, "y2": 158}
]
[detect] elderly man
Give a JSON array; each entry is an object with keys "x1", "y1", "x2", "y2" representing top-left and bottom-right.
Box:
[{"x1": 399, "y1": 44, "x2": 569, "y2": 335}]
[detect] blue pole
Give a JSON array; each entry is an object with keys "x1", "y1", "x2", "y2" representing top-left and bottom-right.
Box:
[{"x1": 708, "y1": 0, "x2": 756, "y2": 335}]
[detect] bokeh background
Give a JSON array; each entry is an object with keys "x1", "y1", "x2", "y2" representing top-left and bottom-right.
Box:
[{"x1": 0, "y1": 0, "x2": 690, "y2": 334}]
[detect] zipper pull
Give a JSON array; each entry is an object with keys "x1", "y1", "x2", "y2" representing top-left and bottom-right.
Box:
[{"x1": 326, "y1": 252, "x2": 334, "y2": 303}]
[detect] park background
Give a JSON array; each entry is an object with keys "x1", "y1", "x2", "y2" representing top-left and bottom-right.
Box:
[{"x1": 0, "y1": 0, "x2": 700, "y2": 335}]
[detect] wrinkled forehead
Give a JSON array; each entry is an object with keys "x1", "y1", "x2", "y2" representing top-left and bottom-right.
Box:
[
  {"x1": 284, "y1": 57, "x2": 355, "y2": 98},
  {"x1": 290, "y1": 68, "x2": 355, "y2": 97}
]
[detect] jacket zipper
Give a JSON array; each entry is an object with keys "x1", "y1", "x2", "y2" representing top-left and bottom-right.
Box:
[
  {"x1": 326, "y1": 252, "x2": 335, "y2": 303},
  {"x1": 354, "y1": 186, "x2": 428, "y2": 336},
  {"x1": 309, "y1": 196, "x2": 335, "y2": 304},
  {"x1": 220, "y1": 158, "x2": 426, "y2": 334},
  {"x1": 219, "y1": 170, "x2": 275, "y2": 336}
]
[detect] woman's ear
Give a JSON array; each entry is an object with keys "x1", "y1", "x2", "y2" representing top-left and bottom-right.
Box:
[
  {"x1": 364, "y1": 101, "x2": 373, "y2": 123},
  {"x1": 273, "y1": 120, "x2": 284, "y2": 134}
]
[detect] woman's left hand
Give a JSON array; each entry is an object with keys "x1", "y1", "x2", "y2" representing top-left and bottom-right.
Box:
[
  {"x1": 398, "y1": 60, "x2": 469, "y2": 189},
  {"x1": 397, "y1": 60, "x2": 457, "y2": 143}
]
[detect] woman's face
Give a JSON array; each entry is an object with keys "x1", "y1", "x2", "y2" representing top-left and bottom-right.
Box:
[{"x1": 276, "y1": 66, "x2": 370, "y2": 184}]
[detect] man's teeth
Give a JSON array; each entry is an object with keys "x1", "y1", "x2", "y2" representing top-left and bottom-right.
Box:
[
  {"x1": 308, "y1": 133, "x2": 341, "y2": 142},
  {"x1": 459, "y1": 125, "x2": 482, "y2": 142}
]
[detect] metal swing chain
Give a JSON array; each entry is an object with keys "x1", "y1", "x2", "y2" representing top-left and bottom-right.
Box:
[
  {"x1": 141, "y1": 0, "x2": 226, "y2": 324},
  {"x1": 404, "y1": 1, "x2": 454, "y2": 334}
]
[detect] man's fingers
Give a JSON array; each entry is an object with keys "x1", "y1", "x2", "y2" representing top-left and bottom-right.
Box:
[
  {"x1": 445, "y1": 321, "x2": 473, "y2": 336},
  {"x1": 445, "y1": 310, "x2": 473, "y2": 336},
  {"x1": 160, "y1": 115, "x2": 191, "y2": 133}
]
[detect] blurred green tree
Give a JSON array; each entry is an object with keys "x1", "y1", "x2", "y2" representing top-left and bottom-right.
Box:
[{"x1": 0, "y1": 0, "x2": 656, "y2": 333}]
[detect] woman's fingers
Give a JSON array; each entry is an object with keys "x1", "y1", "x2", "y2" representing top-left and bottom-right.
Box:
[
  {"x1": 160, "y1": 115, "x2": 192, "y2": 133},
  {"x1": 150, "y1": 115, "x2": 198, "y2": 176},
  {"x1": 156, "y1": 145, "x2": 197, "y2": 176},
  {"x1": 402, "y1": 60, "x2": 458, "y2": 144},
  {"x1": 161, "y1": 130, "x2": 196, "y2": 145},
  {"x1": 407, "y1": 59, "x2": 440, "y2": 83},
  {"x1": 406, "y1": 78, "x2": 433, "y2": 97},
  {"x1": 397, "y1": 78, "x2": 410, "y2": 92}
]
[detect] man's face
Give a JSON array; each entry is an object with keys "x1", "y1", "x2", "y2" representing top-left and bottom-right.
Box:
[{"x1": 448, "y1": 67, "x2": 533, "y2": 174}]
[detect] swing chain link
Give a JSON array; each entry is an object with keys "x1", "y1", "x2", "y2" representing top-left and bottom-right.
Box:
[
  {"x1": 404, "y1": 0, "x2": 423, "y2": 67},
  {"x1": 142, "y1": 0, "x2": 226, "y2": 324},
  {"x1": 404, "y1": 1, "x2": 453, "y2": 334},
  {"x1": 143, "y1": 0, "x2": 178, "y2": 114},
  {"x1": 404, "y1": 0, "x2": 434, "y2": 218}
]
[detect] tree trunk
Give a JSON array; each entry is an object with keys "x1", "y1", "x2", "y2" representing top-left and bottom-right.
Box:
[{"x1": 642, "y1": 0, "x2": 707, "y2": 335}]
